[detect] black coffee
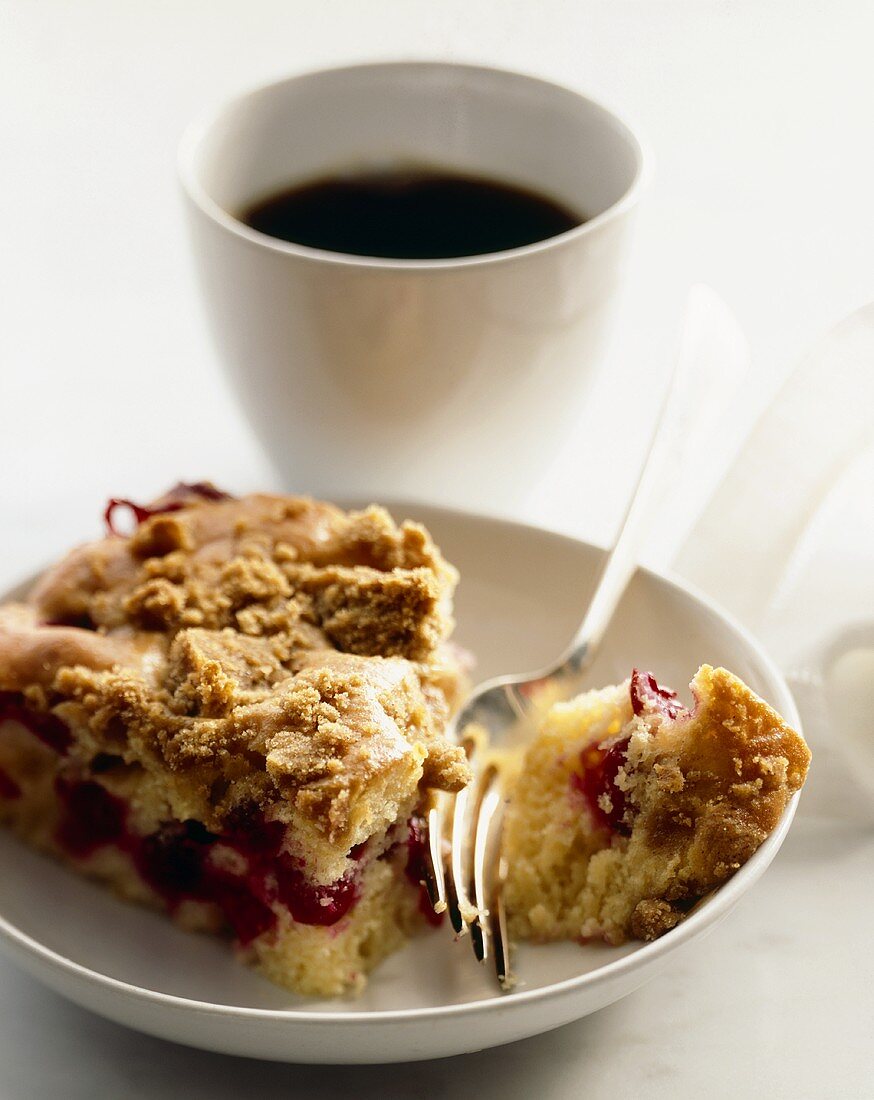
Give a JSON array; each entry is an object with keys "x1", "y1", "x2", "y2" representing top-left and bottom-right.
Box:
[{"x1": 240, "y1": 167, "x2": 583, "y2": 259}]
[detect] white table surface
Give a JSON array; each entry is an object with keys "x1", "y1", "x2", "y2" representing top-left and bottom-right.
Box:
[{"x1": 1, "y1": 2, "x2": 873, "y2": 1096}]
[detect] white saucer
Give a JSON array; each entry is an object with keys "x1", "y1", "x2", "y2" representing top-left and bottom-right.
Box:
[{"x1": 0, "y1": 503, "x2": 801, "y2": 1063}]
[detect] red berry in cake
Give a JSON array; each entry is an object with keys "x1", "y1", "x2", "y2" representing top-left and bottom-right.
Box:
[{"x1": 630, "y1": 669, "x2": 690, "y2": 721}]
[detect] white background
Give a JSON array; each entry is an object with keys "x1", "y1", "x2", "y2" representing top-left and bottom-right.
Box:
[{"x1": 1, "y1": 2, "x2": 872, "y2": 1096}]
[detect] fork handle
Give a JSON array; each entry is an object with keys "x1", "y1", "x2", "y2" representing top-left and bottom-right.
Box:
[{"x1": 563, "y1": 286, "x2": 737, "y2": 672}]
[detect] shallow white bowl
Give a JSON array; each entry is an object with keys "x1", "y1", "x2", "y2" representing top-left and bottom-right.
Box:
[{"x1": 0, "y1": 503, "x2": 801, "y2": 1063}]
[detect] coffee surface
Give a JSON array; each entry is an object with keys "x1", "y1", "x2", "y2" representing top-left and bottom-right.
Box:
[{"x1": 241, "y1": 167, "x2": 583, "y2": 259}]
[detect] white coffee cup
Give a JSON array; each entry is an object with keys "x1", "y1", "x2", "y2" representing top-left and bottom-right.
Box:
[{"x1": 179, "y1": 61, "x2": 648, "y2": 509}]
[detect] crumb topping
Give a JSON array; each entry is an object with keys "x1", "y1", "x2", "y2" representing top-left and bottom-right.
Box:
[{"x1": 0, "y1": 492, "x2": 470, "y2": 858}]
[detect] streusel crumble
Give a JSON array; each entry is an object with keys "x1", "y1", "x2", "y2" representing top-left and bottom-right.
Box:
[{"x1": 0, "y1": 485, "x2": 471, "y2": 996}]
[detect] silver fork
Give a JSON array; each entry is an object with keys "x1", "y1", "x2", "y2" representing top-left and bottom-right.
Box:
[{"x1": 422, "y1": 287, "x2": 744, "y2": 987}]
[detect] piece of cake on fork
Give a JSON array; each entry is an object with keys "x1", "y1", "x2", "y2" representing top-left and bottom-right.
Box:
[
  {"x1": 502, "y1": 665, "x2": 810, "y2": 945},
  {"x1": 0, "y1": 485, "x2": 470, "y2": 996}
]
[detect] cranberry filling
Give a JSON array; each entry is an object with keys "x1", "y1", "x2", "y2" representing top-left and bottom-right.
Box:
[
  {"x1": 630, "y1": 669, "x2": 690, "y2": 721},
  {"x1": 104, "y1": 497, "x2": 174, "y2": 533},
  {"x1": 573, "y1": 671, "x2": 691, "y2": 837},
  {"x1": 54, "y1": 778, "x2": 126, "y2": 857},
  {"x1": 132, "y1": 818, "x2": 276, "y2": 943},
  {"x1": 104, "y1": 482, "x2": 233, "y2": 536},
  {"x1": 274, "y1": 860, "x2": 359, "y2": 927},
  {"x1": 220, "y1": 812, "x2": 359, "y2": 931},
  {"x1": 135, "y1": 820, "x2": 215, "y2": 901},
  {"x1": 572, "y1": 737, "x2": 632, "y2": 837},
  {"x1": 51, "y1": 784, "x2": 361, "y2": 943},
  {"x1": 0, "y1": 767, "x2": 21, "y2": 800},
  {"x1": 0, "y1": 693, "x2": 72, "y2": 755},
  {"x1": 211, "y1": 881, "x2": 276, "y2": 944},
  {"x1": 223, "y1": 811, "x2": 285, "y2": 859}
]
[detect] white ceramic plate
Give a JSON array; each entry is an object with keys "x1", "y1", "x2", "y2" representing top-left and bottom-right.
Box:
[{"x1": 0, "y1": 503, "x2": 801, "y2": 1063}]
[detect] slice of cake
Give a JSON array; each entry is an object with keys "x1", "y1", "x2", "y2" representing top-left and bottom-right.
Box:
[
  {"x1": 502, "y1": 665, "x2": 810, "y2": 945},
  {"x1": 0, "y1": 485, "x2": 471, "y2": 996}
]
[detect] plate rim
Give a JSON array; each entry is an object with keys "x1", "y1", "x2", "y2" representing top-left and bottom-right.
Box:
[{"x1": 0, "y1": 499, "x2": 802, "y2": 1026}]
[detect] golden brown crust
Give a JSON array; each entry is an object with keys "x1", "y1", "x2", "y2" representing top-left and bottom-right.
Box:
[
  {"x1": 0, "y1": 492, "x2": 470, "y2": 880},
  {"x1": 629, "y1": 898, "x2": 683, "y2": 940},
  {"x1": 629, "y1": 665, "x2": 811, "y2": 902}
]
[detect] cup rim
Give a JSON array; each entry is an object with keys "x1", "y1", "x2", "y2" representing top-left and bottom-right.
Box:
[{"x1": 178, "y1": 59, "x2": 652, "y2": 271}]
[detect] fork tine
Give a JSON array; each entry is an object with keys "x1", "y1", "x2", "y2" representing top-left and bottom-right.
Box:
[
  {"x1": 445, "y1": 733, "x2": 481, "y2": 935},
  {"x1": 422, "y1": 798, "x2": 447, "y2": 913},
  {"x1": 469, "y1": 764, "x2": 502, "y2": 964},
  {"x1": 491, "y1": 838, "x2": 514, "y2": 990},
  {"x1": 448, "y1": 783, "x2": 471, "y2": 934},
  {"x1": 466, "y1": 771, "x2": 489, "y2": 960},
  {"x1": 444, "y1": 845, "x2": 465, "y2": 935}
]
